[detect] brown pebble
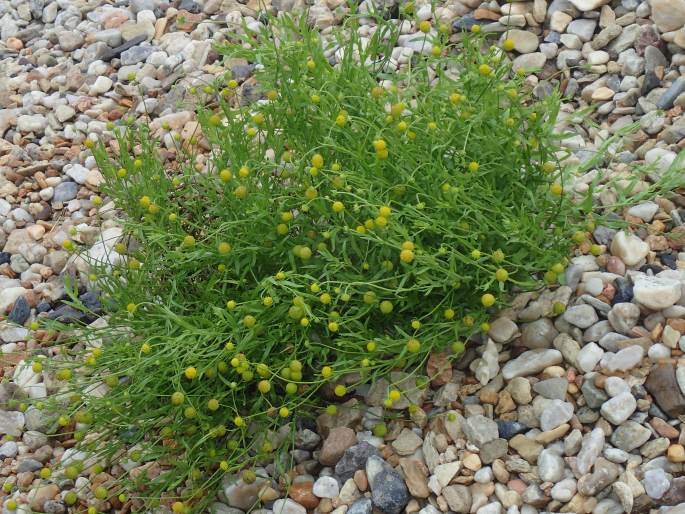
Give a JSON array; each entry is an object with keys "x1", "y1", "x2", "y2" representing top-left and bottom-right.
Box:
[
  {"x1": 16, "y1": 471, "x2": 34, "y2": 489},
  {"x1": 6, "y1": 37, "x2": 23, "y2": 51},
  {"x1": 594, "y1": 374, "x2": 607, "y2": 389},
  {"x1": 353, "y1": 469, "x2": 368, "y2": 491},
  {"x1": 668, "y1": 444, "x2": 685, "y2": 463},
  {"x1": 479, "y1": 388, "x2": 499, "y2": 405},
  {"x1": 289, "y1": 481, "x2": 320, "y2": 509}
]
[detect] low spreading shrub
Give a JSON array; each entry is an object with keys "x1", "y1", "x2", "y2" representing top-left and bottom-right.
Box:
[{"x1": 39, "y1": 15, "x2": 584, "y2": 513}]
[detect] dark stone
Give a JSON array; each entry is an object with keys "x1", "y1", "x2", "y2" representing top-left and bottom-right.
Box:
[
  {"x1": 230, "y1": 64, "x2": 255, "y2": 81},
  {"x1": 8, "y1": 296, "x2": 30, "y2": 325},
  {"x1": 79, "y1": 291, "x2": 103, "y2": 313},
  {"x1": 657, "y1": 77, "x2": 685, "y2": 110},
  {"x1": 660, "y1": 252, "x2": 677, "y2": 269},
  {"x1": 639, "y1": 264, "x2": 663, "y2": 274},
  {"x1": 36, "y1": 301, "x2": 51, "y2": 313},
  {"x1": 100, "y1": 34, "x2": 147, "y2": 62},
  {"x1": 593, "y1": 226, "x2": 617, "y2": 246},
  {"x1": 496, "y1": 421, "x2": 528, "y2": 439},
  {"x1": 581, "y1": 379, "x2": 608, "y2": 409},
  {"x1": 645, "y1": 364, "x2": 685, "y2": 417},
  {"x1": 0, "y1": 252, "x2": 10, "y2": 265},
  {"x1": 661, "y1": 476, "x2": 685, "y2": 505},
  {"x1": 544, "y1": 31, "x2": 561, "y2": 44},
  {"x1": 178, "y1": 0, "x2": 200, "y2": 12},
  {"x1": 43, "y1": 500, "x2": 67, "y2": 514},
  {"x1": 347, "y1": 498, "x2": 372, "y2": 514},
  {"x1": 368, "y1": 457, "x2": 409, "y2": 514},
  {"x1": 612, "y1": 277, "x2": 633, "y2": 304},
  {"x1": 452, "y1": 15, "x2": 488, "y2": 33},
  {"x1": 641, "y1": 72, "x2": 661, "y2": 96},
  {"x1": 335, "y1": 442, "x2": 380, "y2": 481},
  {"x1": 47, "y1": 305, "x2": 92, "y2": 324}
]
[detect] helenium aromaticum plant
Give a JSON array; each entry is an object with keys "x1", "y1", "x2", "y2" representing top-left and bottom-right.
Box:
[{"x1": 38, "y1": 15, "x2": 583, "y2": 513}]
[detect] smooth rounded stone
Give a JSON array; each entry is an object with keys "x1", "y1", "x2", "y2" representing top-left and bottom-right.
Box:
[
  {"x1": 550, "y1": 478, "x2": 577, "y2": 502},
  {"x1": 587, "y1": 50, "x2": 609, "y2": 65},
  {"x1": 633, "y1": 276, "x2": 682, "y2": 310},
  {"x1": 576, "y1": 428, "x2": 605, "y2": 474},
  {"x1": 600, "y1": 391, "x2": 636, "y2": 425},
  {"x1": 645, "y1": 148, "x2": 677, "y2": 176},
  {"x1": 610, "y1": 231, "x2": 649, "y2": 266},
  {"x1": 367, "y1": 456, "x2": 409, "y2": 514},
  {"x1": 538, "y1": 448, "x2": 565, "y2": 482},
  {"x1": 600, "y1": 345, "x2": 644, "y2": 372},
  {"x1": 520, "y1": 319, "x2": 559, "y2": 349},
  {"x1": 649, "y1": 343, "x2": 672, "y2": 360},
  {"x1": 0, "y1": 441, "x2": 18, "y2": 458},
  {"x1": 604, "y1": 377, "x2": 630, "y2": 397},
  {"x1": 560, "y1": 33, "x2": 582, "y2": 49},
  {"x1": 566, "y1": 18, "x2": 597, "y2": 41},
  {"x1": 576, "y1": 342, "x2": 604, "y2": 373},
  {"x1": 503, "y1": 29, "x2": 539, "y2": 53},
  {"x1": 221, "y1": 476, "x2": 267, "y2": 510},
  {"x1": 540, "y1": 399, "x2": 574, "y2": 431},
  {"x1": 53, "y1": 181, "x2": 79, "y2": 203},
  {"x1": 604, "y1": 447, "x2": 629, "y2": 463},
  {"x1": 627, "y1": 202, "x2": 659, "y2": 222},
  {"x1": 568, "y1": 0, "x2": 609, "y2": 9},
  {"x1": 313, "y1": 476, "x2": 339, "y2": 499},
  {"x1": 607, "y1": 303, "x2": 640, "y2": 334},
  {"x1": 562, "y1": 304, "x2": 598, "y2": 328},
  {"x1": 347, "y1": 498, "x2": 372, "y2": 514},
  {"x1": 610, "y1": 421, "x2": 652, "y2": 451},
  {"x1": 463, "y1": 415, "x2": 499, "y2": 447},
  {"x1": 488, "y1": 317, "x2": 520, "y2": 344},
  {"x1": 273, "y1": 499, "x2": 307, "y2": 514},
  {"x1": 507, "y1": 377, "x2": 532, "y2": 405},
  {"x1": 502, "y1": 349, "x2": 563, "y2": 379},
  {"x1": 644, "y1": 468, "x2": 671, "y2": 499},
  {"x1": 443, "y1": 484, "x2": 472, "y2": 513},
  {"x1": 598, "y1": 332, "x2": 630, "y2": 352},
  {"x1": 585, "y1": 277, "x2": 604, "y2": 296},
  {"x1": 512, "y1": 52, "x2": 546, "y2": 72}
]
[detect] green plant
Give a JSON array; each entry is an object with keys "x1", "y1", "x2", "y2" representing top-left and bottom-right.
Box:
[{"x1": 41, "y1": 15, "x2": 580, "y2": 513}]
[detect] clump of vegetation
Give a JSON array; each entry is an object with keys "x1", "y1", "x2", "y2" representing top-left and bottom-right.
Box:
[{"x1": 39, "y1": 15, "x2": 581, "y2": 513}]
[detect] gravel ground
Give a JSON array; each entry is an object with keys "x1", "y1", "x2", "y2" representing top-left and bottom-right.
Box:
[{"x1": 2, "y1": 0, "x2": 685, "y2": 513}]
